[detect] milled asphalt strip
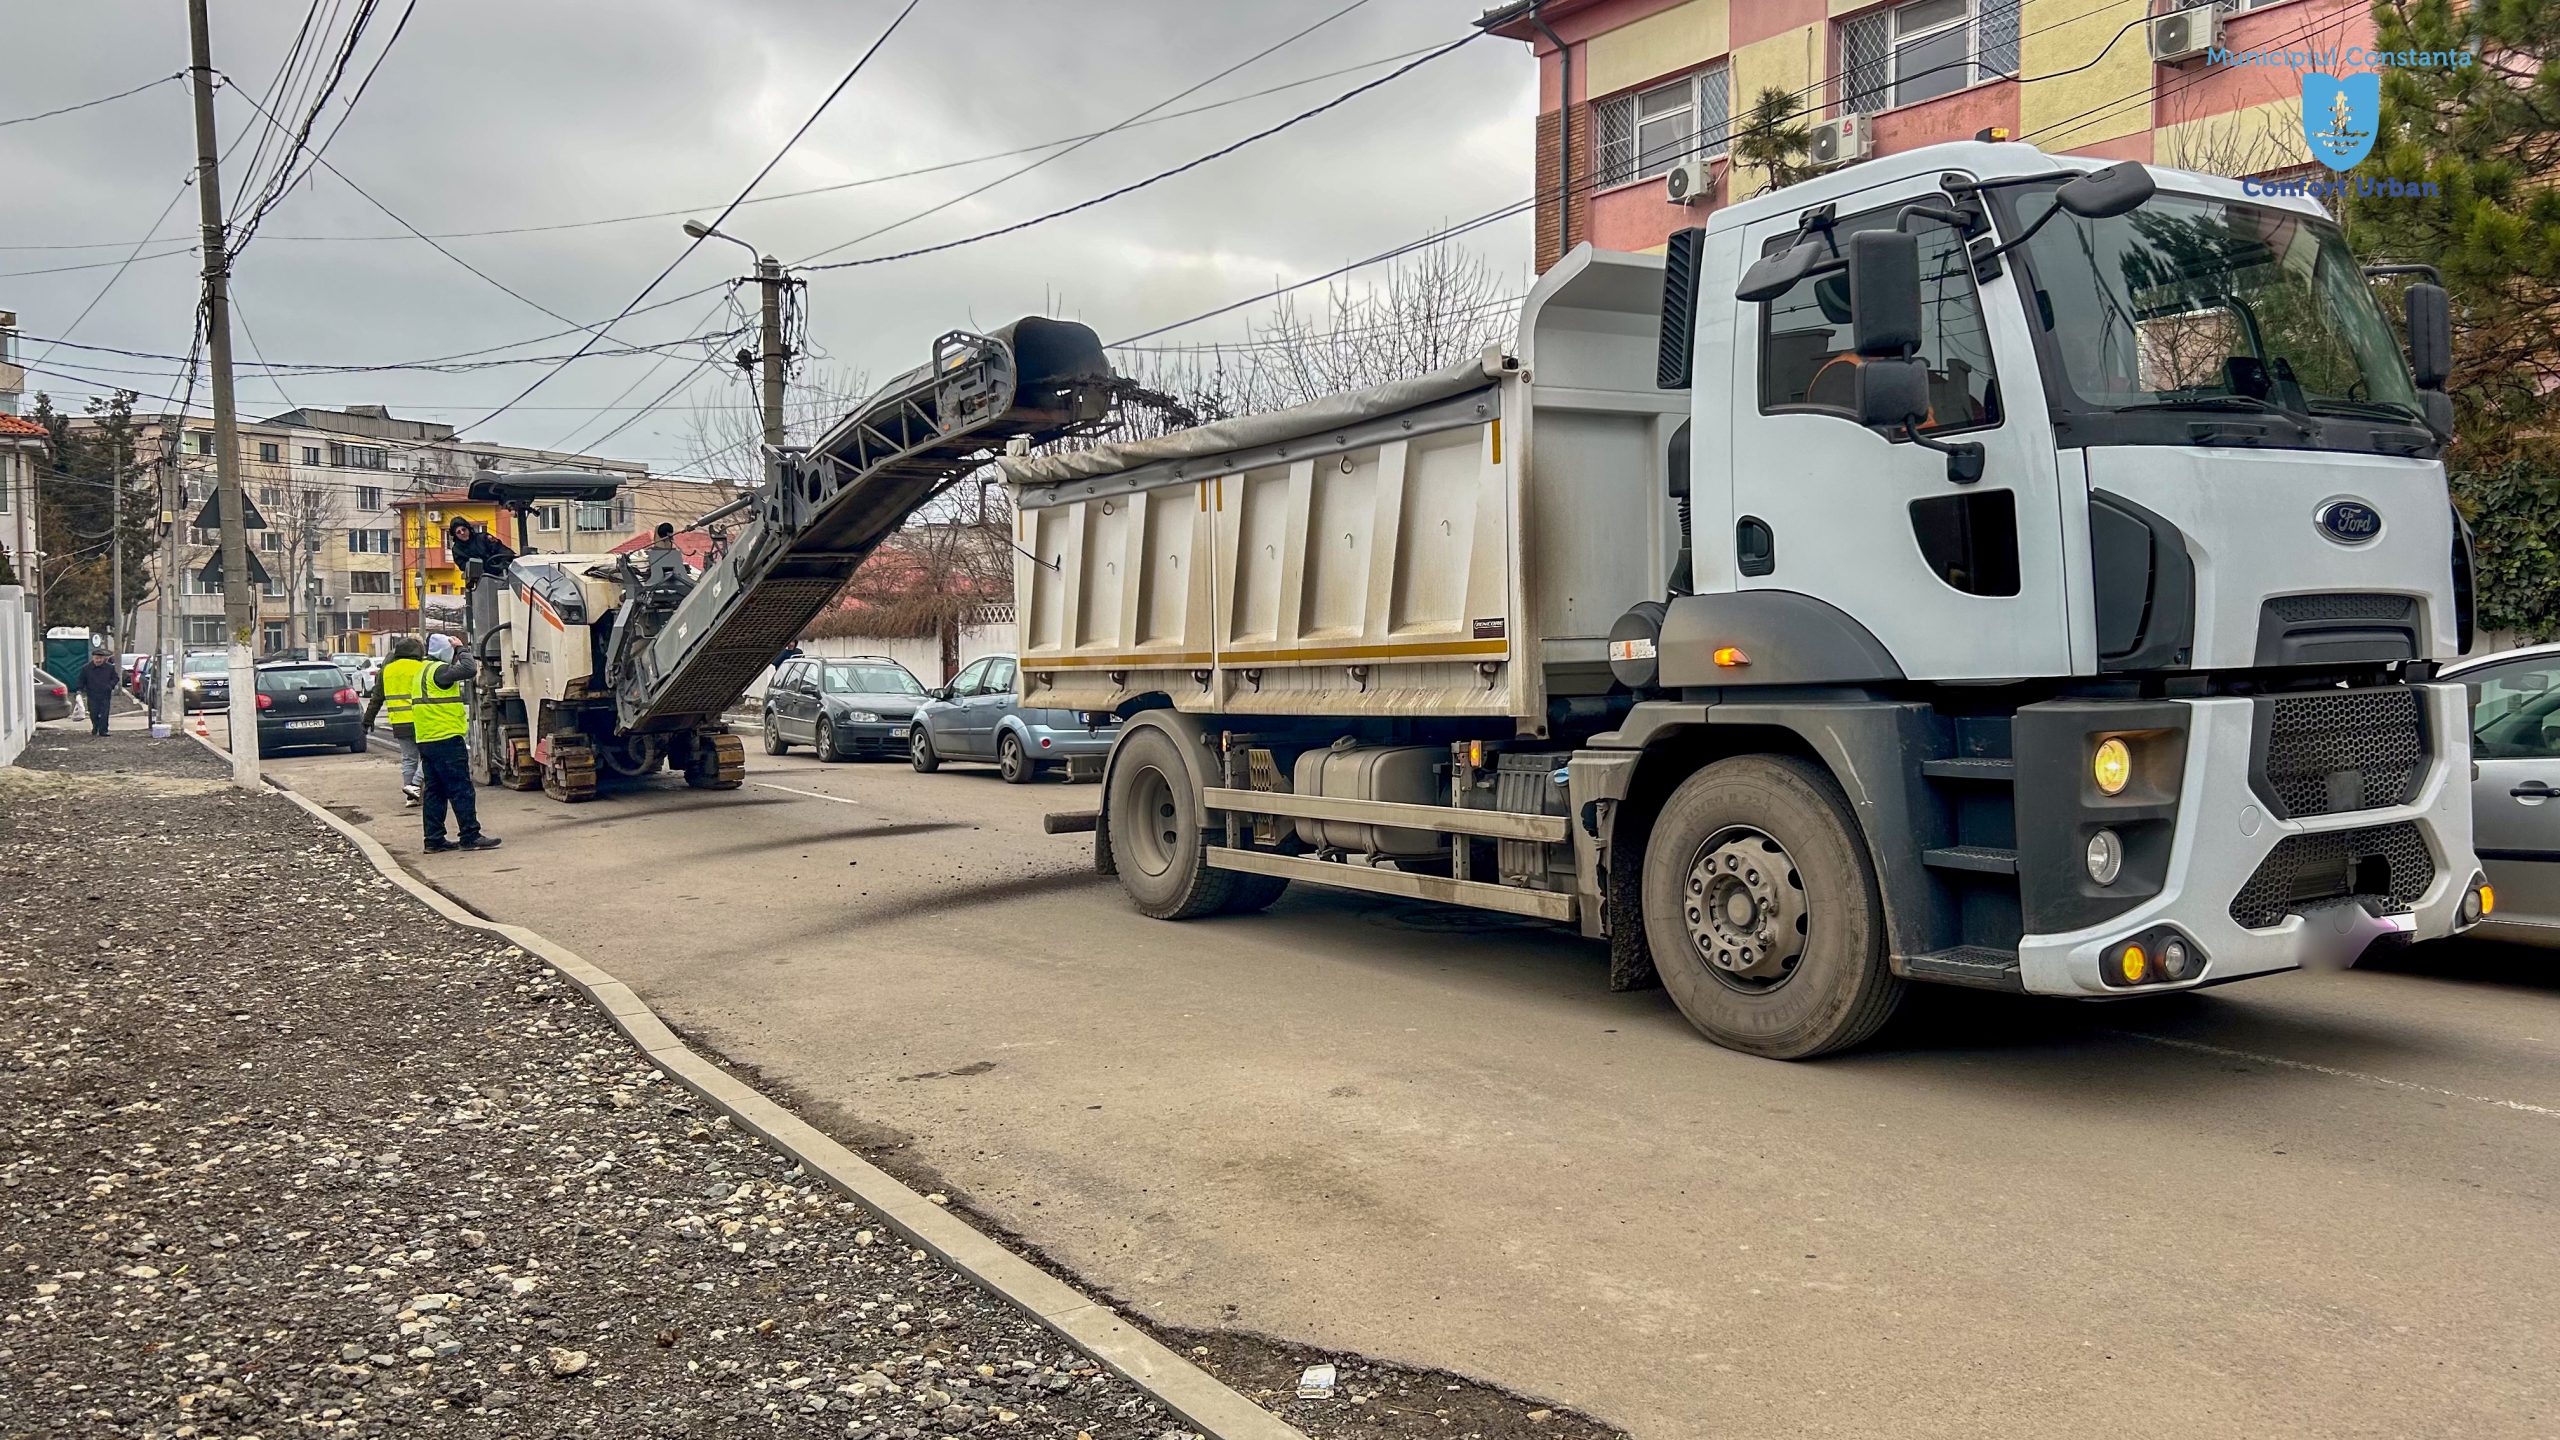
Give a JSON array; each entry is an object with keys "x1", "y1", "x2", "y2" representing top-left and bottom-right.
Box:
[{"x1": 188, "y1": 735, "x2": 1306, "y2": 1440}]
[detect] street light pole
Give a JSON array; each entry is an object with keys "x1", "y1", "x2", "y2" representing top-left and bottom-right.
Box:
[{"x1": 683, "y1": 220, "x2": 790, "y2": 489}]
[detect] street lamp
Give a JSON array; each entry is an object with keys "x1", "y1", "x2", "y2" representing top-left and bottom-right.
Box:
[{"x1": 681, "y1": 220, "x2": 787, "y2": 487}]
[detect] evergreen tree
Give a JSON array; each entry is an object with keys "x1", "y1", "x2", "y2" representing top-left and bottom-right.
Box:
[
  {"x1": 26, "y1": 389, "x2": 154, "y2": 639},
  {"x1": 1732, "y1": 87, "x2": 1816, "y2": 196},
  {"x1": 2353, "y1": 0, "x2": 2559, "y2": 635}
]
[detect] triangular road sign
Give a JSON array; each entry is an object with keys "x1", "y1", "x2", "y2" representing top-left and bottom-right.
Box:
[
  {"x1": 191, "y1": 490, "x2": 269, "y2": 530},
  {"x1": 197, "y1": 550, "x2": 272, "y2": 587}
]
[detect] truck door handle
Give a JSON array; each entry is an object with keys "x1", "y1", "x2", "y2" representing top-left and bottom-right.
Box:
[{"x1": 2512, "y1": 781, "x2": 2553, "y2": 798}]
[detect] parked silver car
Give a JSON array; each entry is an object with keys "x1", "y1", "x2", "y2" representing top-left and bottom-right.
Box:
[
  {"x1": 910, "y1": 653, "x2": 1117, "y2": 784},
  {"x1": 2440, "y1": 643, "x2": 2560, "y2": 945}
]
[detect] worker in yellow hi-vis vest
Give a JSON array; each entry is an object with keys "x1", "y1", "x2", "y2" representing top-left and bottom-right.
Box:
[
  {"x1": 408, "y1": 634, "x2": 500, "y2": 853},
  {"x1": 362, "y1": 636, "x2": 427, "y2": 807}
]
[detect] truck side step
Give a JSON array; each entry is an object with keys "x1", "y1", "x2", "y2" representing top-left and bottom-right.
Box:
[
  {"x1": 1901, "y1": 946, "x2": 2025, "y2": 991},
  {"x1": 1921, "y1": 844, "x2": 2019, "y2": 875},
  {"x1": 1919, "y1": 757, "x2": 2015, "y2": 781},
  {"x1": 1206, "y1": 847, "x2": 1576, "y2": 922}
]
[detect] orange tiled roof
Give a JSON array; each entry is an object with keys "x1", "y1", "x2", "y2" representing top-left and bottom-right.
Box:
[{"x1": 0, "y1": 414, "x2": 50, "y2": 439}]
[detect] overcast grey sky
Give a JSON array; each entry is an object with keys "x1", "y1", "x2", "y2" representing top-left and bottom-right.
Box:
[{"x1": 1, "y1": 0, "x2": 1535, "y2": 472}]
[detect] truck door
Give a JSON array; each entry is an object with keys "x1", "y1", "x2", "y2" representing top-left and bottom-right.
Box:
[{"x1": 1726, "y1": 196, "x2": 2070, "y2": 680}]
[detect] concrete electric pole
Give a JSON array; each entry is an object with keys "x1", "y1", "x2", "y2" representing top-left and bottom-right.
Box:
[
  {"x1": 187, "y1": 0, "x2": 258, "y2": 789},
  {"x1": 681, "y1": 220, "x2": 791, "y2": 487},
  {"x1": 109, "y1": 442, "x2": 123, "y2": 653}
]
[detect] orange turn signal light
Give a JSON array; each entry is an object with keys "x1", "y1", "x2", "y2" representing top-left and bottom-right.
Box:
[
  {"x1": 2117, "y1": 944, "x2": 2148, "y2": 985},
  {"x1": 1712, "y1": 646, "x2": 1749, "y2": 668}
]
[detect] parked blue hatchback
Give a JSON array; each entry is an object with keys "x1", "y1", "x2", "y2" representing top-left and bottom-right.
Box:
[{"x1": 910, "y1": 653, "x2": 1117, "y2": 784}]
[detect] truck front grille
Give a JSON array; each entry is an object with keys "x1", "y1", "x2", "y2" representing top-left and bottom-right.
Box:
[
  {"x1": 2252, "y1": 688, "x2": 2426, "y2": 819},
  {"x1": 2229, "y1": 821, "x2": 2432, "y2": 931}
]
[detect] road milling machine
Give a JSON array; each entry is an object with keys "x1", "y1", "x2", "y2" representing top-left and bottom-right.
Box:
[{"x1": 446, "y1": 319, "x2": 1117, "y2": 801}]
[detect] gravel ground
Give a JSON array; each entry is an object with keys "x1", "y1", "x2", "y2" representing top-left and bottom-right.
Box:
[{"x1": 0, "y1": 732, "x2": 1214, "y2": 1439}]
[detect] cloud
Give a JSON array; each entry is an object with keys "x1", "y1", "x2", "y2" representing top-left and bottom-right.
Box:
[{"x1": 2, "y1": 0, "x2": 1535, "y2": 470}]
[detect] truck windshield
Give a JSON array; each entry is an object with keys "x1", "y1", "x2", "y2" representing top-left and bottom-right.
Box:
[{"x1": 2000, "y1": 186, "x2": 2422, "y2": 436}]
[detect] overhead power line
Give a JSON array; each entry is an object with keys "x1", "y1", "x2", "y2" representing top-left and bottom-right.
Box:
[
  {"x1": 0, "y1": 72, "x2": 184, "y2": 128},
  {"x1": 452, "y1": 0, "x2": 924, "y2": 439},
  {"x1": 792, "y1": 0, "x2": 1387, "y2": 268}
]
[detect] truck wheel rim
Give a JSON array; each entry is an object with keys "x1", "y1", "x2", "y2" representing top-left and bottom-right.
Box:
[
  {"x1": 1683, "y1": 827, "x2": 1808, "y2": 993},
  {"x1": 1125, "y1": 763, "x2": 1178, "y2": 877}
]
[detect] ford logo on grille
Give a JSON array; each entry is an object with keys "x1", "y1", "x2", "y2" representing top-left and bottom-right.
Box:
[{"x1": 2315, "y1": 498, "x2": 2382, "y2": 546}]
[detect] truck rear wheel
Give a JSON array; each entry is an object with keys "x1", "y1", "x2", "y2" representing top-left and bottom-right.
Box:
[
  {"x1": 1641, "y1": 755, "x2": 1903, "y2": 1059},
  {"x1": 1106, "y1": 727, "x2": 1241, "y2": 920}
]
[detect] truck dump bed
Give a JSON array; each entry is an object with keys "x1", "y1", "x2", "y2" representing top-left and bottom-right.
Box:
[{"x1": 1000, "y1": 247, "x2": 1683, "y2": 729}]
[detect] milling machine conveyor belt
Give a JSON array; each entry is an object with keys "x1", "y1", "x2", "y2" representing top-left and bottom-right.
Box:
[{"x1": 612, "y1": 317, "x2": 1116, "y2": 733}]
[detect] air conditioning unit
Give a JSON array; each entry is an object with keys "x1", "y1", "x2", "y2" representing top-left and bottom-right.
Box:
[
  {"x1": 1664, "y1": 159, "x2": 1713, "y2": 206},
  {"x1": 2148, "y1": 4, "x2": 2220, "y2": 65},
  {"x1": 1809, "y1": 113, "x2": 1873, "y2": 170},
  {"x1": 320, "y1": 595, "x2": 339, "y2": 608}
]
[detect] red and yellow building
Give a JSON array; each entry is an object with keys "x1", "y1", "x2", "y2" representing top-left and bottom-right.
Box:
[{"x1": 1480, "y1": 0, "x2": 2376, "y2": 270}]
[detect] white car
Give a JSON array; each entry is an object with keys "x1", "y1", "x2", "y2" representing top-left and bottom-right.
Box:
[{"x1": 2440, "y1": 642, "x2": 2560, "y2": 945}]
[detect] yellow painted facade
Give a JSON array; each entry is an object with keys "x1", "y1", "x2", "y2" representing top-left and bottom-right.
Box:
[
  {"x1": 1585, "y1": 0, "x2": 1730, "y2": 98},
  {"x1": 1728, "y1": 23, "x2": 1822, "y2": 195},
  {"x1": 2017, "y1": 0, "x2": 2152, "y2": 149},
  {"x1": 395, "y1": 497, "x2": 500, "y2": 608},
  {"x1": 2158, "y1": 96, "x2": 2308, "y2": 175}
]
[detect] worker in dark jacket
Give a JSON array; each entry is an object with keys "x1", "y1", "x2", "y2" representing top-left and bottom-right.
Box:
[
  {"x1": 409, "y1": 634, "x2": 499, "y2": 852},
  {"x1": 76, "y1": 650, "x2": 120, "y2": 736}
]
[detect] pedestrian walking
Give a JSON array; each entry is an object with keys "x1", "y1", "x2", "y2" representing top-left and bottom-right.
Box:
[
  {"x1": 76, "y1": 650, "x2": 120, "y2": 737},
  {"x1": 365, "y1": 637, "x2": 427, "y2": 805},
  {"x1": 409, "y1": 634, "x2": 500, "y2": 853}
]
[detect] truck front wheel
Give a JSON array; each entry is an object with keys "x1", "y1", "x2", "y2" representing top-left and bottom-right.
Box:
[
  {"x1": 1641, "y1": 755, "x2": 1903, "y2": 1059},
  {"x1": 1106, "y1": 727, "x2": 1242, "y2": 920}
]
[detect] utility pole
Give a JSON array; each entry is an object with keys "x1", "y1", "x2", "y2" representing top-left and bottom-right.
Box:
[
  {"x1": 187, "y1": 0, "x2": 257, "y2": 788},
  {"x1": 757, "y1": 254, "x2": 787, "y2": 489},
  {"x1": 109, "y1": 442, "x2": 124, "y2": 653},
  {"x1": 153, "y1": 426, "x2": 179, "y2": 734}
]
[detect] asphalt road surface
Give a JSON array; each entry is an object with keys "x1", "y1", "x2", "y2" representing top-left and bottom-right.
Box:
[{"x1": 236, "y1": 719, "x2": 2558, "y2": 1439}]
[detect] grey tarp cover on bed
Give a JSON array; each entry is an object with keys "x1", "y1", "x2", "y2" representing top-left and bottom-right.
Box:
[{"x1": 997, "y1": 357, "x2": 1495, "y2": 488}]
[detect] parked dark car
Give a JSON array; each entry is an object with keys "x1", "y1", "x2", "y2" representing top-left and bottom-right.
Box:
[
  {"x1": 174, "y1": 651, "x2": 231, "y2": 711},
  {"x1": 31, "y1": 666, "x2": 71, "y2": 722},
  {"x1": 760, "y1": 656, "x2": 928, "y2": 762},
  {"x1": 911, "y1": 653, "x2": 1118, "y2": 784},
  {"x1": 254, "y1": 661, "x2": 368, "y2": 756}
]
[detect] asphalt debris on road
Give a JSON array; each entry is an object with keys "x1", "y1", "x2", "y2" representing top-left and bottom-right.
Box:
[{"x1": 0, "y1": 733, "x2": 1214, "y2": 1438}]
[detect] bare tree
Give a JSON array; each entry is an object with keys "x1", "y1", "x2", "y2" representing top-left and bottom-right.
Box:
[
  {"x1": 263, "y1": 466, "x2": 346, "y2": 653},
  {"x1": 676, "y1": 363, "x2": 869, "y2": 486}
]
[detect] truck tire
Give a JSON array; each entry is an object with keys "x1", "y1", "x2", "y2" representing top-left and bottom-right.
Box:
[
  {"x1": 1641, "y1": 755, "x2": 1903, "y2": 1059},
  {"x1": 1106, "y1": 727, "x2": 1241, "y2": 920}
]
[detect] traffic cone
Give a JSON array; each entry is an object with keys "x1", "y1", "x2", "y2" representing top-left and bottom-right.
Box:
[{"x1": 193, "y1": 710, "x2": 210, "y2": 741}]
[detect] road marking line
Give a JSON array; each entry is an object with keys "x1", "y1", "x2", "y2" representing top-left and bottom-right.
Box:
[
  {"x1": 755, "y1": 782, "x2": 857, "y2": 805},
  {"x1": 2110, "y1": 1031, "x2": 2560, "y2": 1119}
]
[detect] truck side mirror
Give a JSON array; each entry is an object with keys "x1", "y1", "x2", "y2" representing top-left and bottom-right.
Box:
[
  {"x1": 1848, "y1": 231, "x2": 1922, "y2": 358},
  {"x1": 1737, "y1": 240, "x2": 1821, "y2": 303},
  {"x1": 1854, "y1": 356, "x2": 1931, "y2": 429},
  {"x1": 2055, "y1": 162, "x2": 2154, "y2": 219},
  {"x1": 2406, "y1": 282, "x2": 2450, "y2": 390}
]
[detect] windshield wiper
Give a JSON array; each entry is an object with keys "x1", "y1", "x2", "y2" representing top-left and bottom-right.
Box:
[
  {"x1": 2112, "y1": 394, "x2": 2317, "y2": 437},
  {"x1": 2304, "y1": 397, "x2": 2425, "y2": 425}
]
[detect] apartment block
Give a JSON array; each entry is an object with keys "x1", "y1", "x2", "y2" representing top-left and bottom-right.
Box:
[{"x1": 1479, "y1": 0, "x2": 2367, "y2": 270}]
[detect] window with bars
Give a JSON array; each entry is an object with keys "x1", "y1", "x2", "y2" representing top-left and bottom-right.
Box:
[
  {"x1": 349, "y1": 570, "x2": 395, "y2": 595},
  {"x1": 1841, "y1": 0, "x2": 2019, "y2": 115},
  {"x1": 1592, "y1": 62, "x2": 1733, "y2": 189}
]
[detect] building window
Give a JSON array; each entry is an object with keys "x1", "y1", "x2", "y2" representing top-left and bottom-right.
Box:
[
  {"x1": 536, "y1": 503, "x2": 562, "y2": 532},
  {"x1": 328, "y1": 442, "x2": 387, "y2": 470},
  {"x1": 258, "y1": 484, "x2": 281, "y2": 507},
  {"x1": 257, "y1": 441, "x2": 280, "y2": 463},
  {"x1": 356, "y1": 485, "x2": 382, "y2": 511},
  {"x1": 1755, "y1": 200, "x2": 2002, "y2": 435},
  {"x1": 1842, "y1": 0, "x2": 2018, "y2": 114},
  {"x1": 262, "y1": 621, "x2": 287, "y2": 651},
  {"x1": 259, "y1": 530, "x2": 282, "y2": 553},
  {"x1": 190, "y1": 430, "x2": 213, "y2": 456},
  {"x1": 302, "y1": 446, "x2": 320, "y2": 465},
  {"x1": 574, "y1": 498, "x2": 628, "y2": 532},
  {"x1": 349, "y1": 570, "x2": 395, "y2": 595},
  {"x1": 348, "y1": 527, "x2": 395, "y2": 554},
  {"x1": 1593, "y1": 63, "x2": 1732, "y2": 188},
  {"x1": 185, "y1": 617, "x2": 224, "y2": 647}
]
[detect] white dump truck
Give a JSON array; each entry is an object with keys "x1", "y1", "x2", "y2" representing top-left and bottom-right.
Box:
[{"x1": 1002, "y1": 141, "x2": 2493, "y2": 1057}]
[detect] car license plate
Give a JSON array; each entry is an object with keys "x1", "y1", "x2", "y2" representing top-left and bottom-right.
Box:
[{"x1": 286, "y1": 719, "x2": 325, "y2": 730}]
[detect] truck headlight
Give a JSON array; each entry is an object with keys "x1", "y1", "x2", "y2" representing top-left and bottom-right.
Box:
[
  {"x1": 2092, "y1": 737, "x2": 2131, "y2": 796},
  {"x1": 2085, "y1": 828, "x2": 2123, "y2": 885}
]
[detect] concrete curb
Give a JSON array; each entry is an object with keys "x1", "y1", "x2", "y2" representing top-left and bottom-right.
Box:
[{"x1": 185, "y1": 731, "x2": 1306, "y2": 1440}]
